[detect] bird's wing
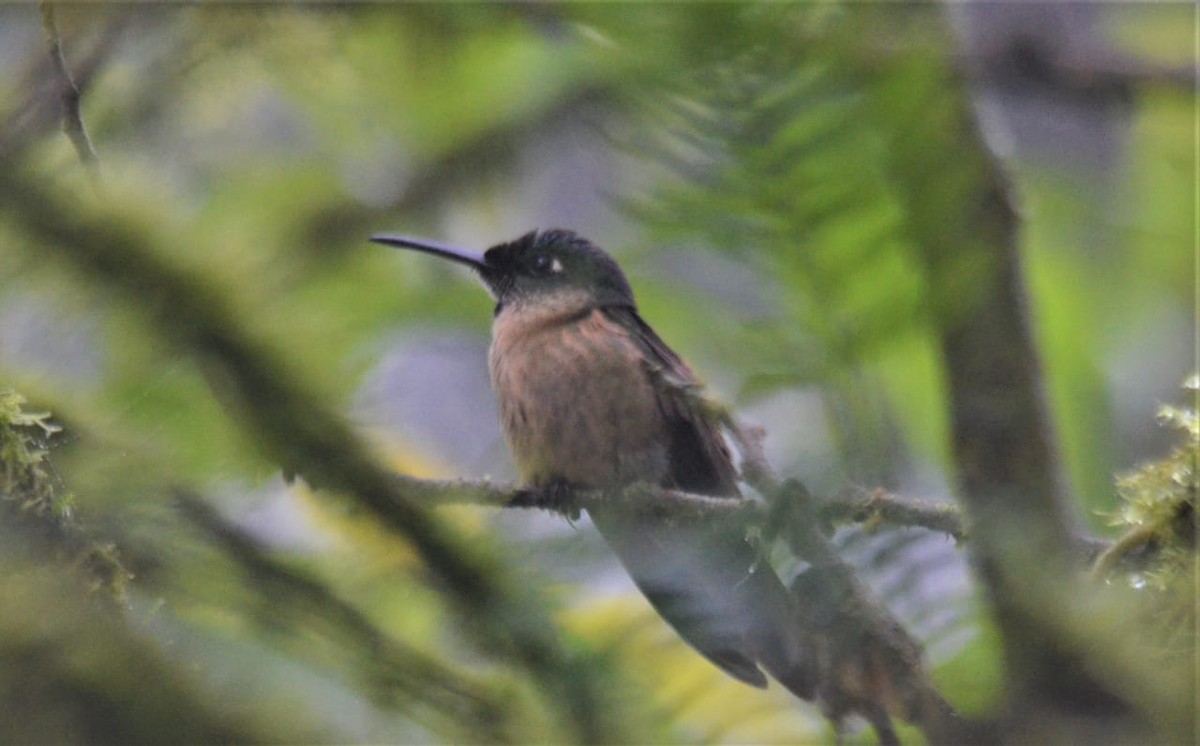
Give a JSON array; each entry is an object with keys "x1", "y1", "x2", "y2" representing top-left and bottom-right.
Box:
[
  {"x1": 600, "y1": 305, "x2": 740, "y2": 498},
  {"x1": 592, "y1": 306, "x2": 815, "y2": 699}
]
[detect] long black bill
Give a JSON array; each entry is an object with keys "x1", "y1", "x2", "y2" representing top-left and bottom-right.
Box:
[{"x1": 369, "y1": 234, "x2": 489, "y2": 271}]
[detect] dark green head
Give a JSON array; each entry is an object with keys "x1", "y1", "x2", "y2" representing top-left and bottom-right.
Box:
[{"x1": 370, "y1": 229, "x2": 635, "y2": 313}]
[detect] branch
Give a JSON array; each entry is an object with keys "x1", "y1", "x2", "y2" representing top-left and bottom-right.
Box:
[
  {"x1": 0, "y1": 532, "x2": 315, "y2": 743},
  {"x1": 398, "y1": 472, "x2": 758, "y2": 524},
  {"x1": 820, "y1": 484, "x2": 1110, "y2": 562},
  {"x1": 378, "y1": 392, "x2": 961, "y2": 744},
  {"x1": 822, "y1": 486, "x2": 968, "y2": 542},
  {"x1": 38, "y1": 1, "x2": 101, "y2": 188},
  {"x1": 173, "y1": 493, "x2": 512, "y2": 739},
  {"x1": 0, "y1": 389, "x2": 132, "y2": 605},
  {"x1": 960, "y1": 32, "x2": 1195, "y2": 96},
  {"x1": 412, "y1": 470, "x2": 962, "y2": 744},
  {"x1": 741, "y1": 478, "x2": 961, "y2": 744},
  {"x1": 1087, "y1": 524, "x2": 1161, "y2": 579},
  {"x1": 0, "y1": 160, "x2": 625, "y2": 745},
  {"x1": 642, "y1": 397, "x2": 962, "y2": 742},
  {"x1": 851, "y1": 12, "x2": 1176, "y2": 737},
  {"x1": 395, "y1": 465, "x2": 1116, "y2": 575}
]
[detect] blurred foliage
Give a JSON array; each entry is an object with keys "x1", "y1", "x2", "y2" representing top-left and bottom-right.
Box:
[
  {"x1": 617, "y1": 6, "x2": 934, "y2": 485},
  {"x1": 564, "y1": 596, "x2": 824, "y2": 744},
  {"x1": 1094, "y1": 376, "x2": 1198, "y2": 660},
  {"x1": 1113, "y1": 377, "x2": 1198, "y2": 542},
  {"x1": 0, "y1": 560, "x2": 325, "y2": 745},
  {"x1": 0, "y1": 2, "x2": 1193, "y2": 743},
  {"x1": 0, "y1": 387, "x2": 71, "y2": 520},
  {"x1": 0, "y1": 387, "x2": 132, "y2": 602}
]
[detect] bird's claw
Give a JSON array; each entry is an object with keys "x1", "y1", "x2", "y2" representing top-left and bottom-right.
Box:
[{"x1": 509, "y1": 481, "x2": 581, "y2": 520}]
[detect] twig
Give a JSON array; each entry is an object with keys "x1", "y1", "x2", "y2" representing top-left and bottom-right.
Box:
[
  {"x1": 400, "y1": 468, "x2": 955, "y2": 550},
  {"x1": 719, "y1": 413, "x2": 961, "y2": 742},
  {"x1": 398, "y1": 472, "x2": 760, "y2": 525},
  {"x1": 822, "y1": 486, "x2": 968, "y2": 542},
  {"x1": 1088, "y1": 523, "x2": 1160, "y2": 579},
  {"x1": 38, "y1": 1, "x2": 101, "y2": 189},
  {"x1": 727, "y1": 417, "x2": 781, "y2": 494},
  {"x1": 412, "y1": 458, "x2": 963, "y2": 742},
  {"x1": 770, "y1": 479, "x2": 962, "y2": 745},
  {"x1": 959, "y1": 40, "x2": 1195, "y2": 96},
  {"x1": 383, "y1": 397, "x2": 966, "y2": 741}
]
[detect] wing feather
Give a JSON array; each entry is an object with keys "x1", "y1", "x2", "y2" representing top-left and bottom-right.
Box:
[
  {"x1": 600, "y1": 306, "x2": 739, "y2": 497},
  {"x1": 588, "y1": 305, "x2": 815, "y2": 698}
]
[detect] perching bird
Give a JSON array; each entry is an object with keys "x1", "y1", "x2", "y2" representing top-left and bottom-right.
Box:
[{"x1": 371, "y1": 228, "x2": 815, "y2": 699}]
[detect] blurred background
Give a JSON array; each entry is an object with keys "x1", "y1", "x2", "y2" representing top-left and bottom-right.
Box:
[{"x1": 0, "y1": 4, "x2": 1192, "y2": 743}]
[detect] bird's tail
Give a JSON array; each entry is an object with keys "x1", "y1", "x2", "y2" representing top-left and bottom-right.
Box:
[{"x1": 589, "y1": 506, "x2": 817, "y2": 700}]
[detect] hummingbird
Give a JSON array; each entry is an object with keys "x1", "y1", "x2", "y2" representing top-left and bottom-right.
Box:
[{"x1": 370, "y1": 228, "x2": 815, "y2": 700}]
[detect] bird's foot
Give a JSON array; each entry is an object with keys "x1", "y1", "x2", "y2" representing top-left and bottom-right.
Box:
[{"x1": 509, "y1": 480, "x2": 581, "y2": 521}]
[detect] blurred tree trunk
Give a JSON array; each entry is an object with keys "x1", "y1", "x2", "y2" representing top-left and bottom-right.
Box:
[{"x1": 850, "y1": 7, "x2": 1154, "y2": 740}]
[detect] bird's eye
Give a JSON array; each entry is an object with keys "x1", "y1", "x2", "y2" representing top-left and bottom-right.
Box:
[{"x1": 530, "y1": 254, "x2": 562, "y2": 275}]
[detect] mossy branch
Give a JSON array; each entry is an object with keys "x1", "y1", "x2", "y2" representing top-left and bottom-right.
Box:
[
  {"x1": 0, "y1": 159, "x2": 624, "y2": 745},
  {"x1": 0, "y1": 388, "x2": 132, "y2": 603},
  {"x1": 402, "y1": 471, "x2": 970, "y2": 544},
  {"x1": 822, "y1": 486, "x2": 968, "y2": 542},
  {"x1": 173, "y1": 492, "x2": 516, "y2": 740}
]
